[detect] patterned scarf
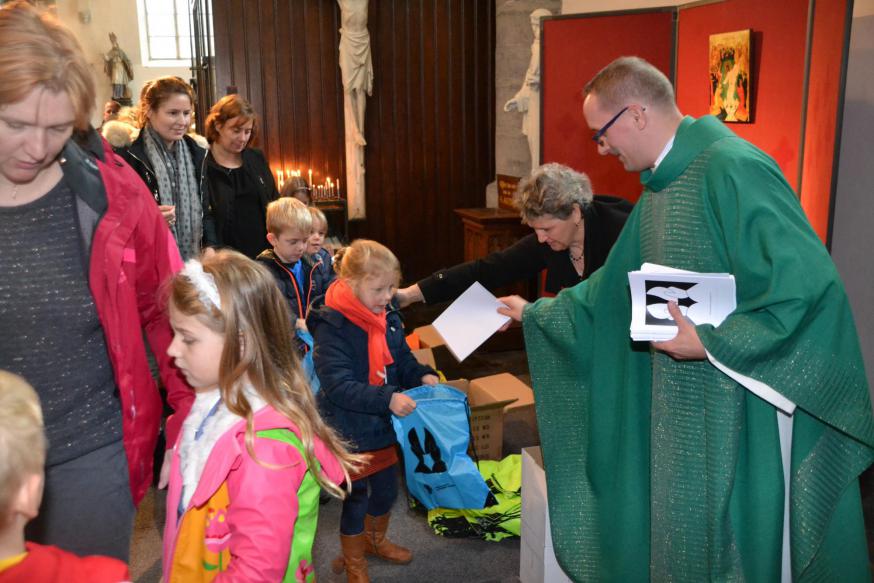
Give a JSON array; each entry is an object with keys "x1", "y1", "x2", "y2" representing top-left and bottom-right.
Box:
[
  {"x1": 325, "y1": 278, "x2": 393, "y2": 385},
  {"x1": 142, "y1": 126, "x2": 202, "y2": 260}
]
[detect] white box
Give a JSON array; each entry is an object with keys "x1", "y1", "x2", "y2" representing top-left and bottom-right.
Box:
[{"x1": 520, "y1": 446, "x2": 572, "y2": 583}]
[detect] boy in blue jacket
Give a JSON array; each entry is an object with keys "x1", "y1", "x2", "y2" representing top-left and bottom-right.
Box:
[{"x1": 257, "y1": 198, "x2": 330, "y2": 339}]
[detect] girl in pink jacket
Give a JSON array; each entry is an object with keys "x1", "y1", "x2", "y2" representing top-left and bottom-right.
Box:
[{"x1": 162, "y1": 249, "x2": 360, "y2": 582}]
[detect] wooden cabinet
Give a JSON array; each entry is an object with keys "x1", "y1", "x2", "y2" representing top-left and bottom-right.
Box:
[
  {"x1": 453, "y1": 207, "x2": 529, "y2": 261},
  {"x1": 453, "y1": 207, "x2": 534, "y2": 301}
]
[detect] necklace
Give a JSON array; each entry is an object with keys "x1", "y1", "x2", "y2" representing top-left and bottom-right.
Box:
[
  {"x1": 568, "y1": 219, "x2": 585, "y2": 262},
  {"x1": 1, "y1": 184, "x2": 20, "y2": 201}
]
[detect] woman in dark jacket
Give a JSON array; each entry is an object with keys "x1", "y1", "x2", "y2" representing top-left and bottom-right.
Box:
[
  {"x1": 396, "y1": 163, "x2": 633, "y2": 306},
  {"x1": 118, "y1": 76, "x2": 208, "y2": 260},
  {"x1": 203, "y1": 94, "x2": 278, "y2": 258}
]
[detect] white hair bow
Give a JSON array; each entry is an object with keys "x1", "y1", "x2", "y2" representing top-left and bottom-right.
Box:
[{"x1": 180, "y1": 259, "x2": 221, "y2": 311}]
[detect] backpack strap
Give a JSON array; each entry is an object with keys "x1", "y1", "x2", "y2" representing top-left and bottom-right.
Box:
[{"x1": 256, "y1": 428, "x2": 321, "y2": 583}]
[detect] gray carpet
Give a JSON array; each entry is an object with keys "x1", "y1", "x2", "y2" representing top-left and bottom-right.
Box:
[
  {"x1": 132, "y1": 482, "x2": 523, "y2": 583},
  {"x1": 312, "y1": 489, "x2": 522, "y2": 583}
]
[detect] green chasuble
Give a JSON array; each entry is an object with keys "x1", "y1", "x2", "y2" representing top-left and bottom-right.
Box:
[{"x1": 522, "y1": 115, "x2": 874, "y2": 582}]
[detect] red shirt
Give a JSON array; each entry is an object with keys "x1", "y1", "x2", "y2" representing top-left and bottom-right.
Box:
[{"x1": 0, "y1": 543, "x2": 130, "y2": 583}]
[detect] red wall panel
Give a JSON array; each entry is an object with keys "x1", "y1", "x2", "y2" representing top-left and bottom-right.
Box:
[
  {"x1": 541, "y1": 0, "x2": 849, "y2": 244},
  {"x1": 799, "y1": 0, "x2": 849, "y2": 242},
  {"x1": 676, "y1": 0, "x2": 809, "y2": 190},
  {"x1": 541, "y1": 11, "x2": 675, "y2": 202}
]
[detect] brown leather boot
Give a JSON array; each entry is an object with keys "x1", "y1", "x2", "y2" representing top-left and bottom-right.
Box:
[
  {"x1": 331, "y1": 533, "x2": 370, "y2": 583},
  {"x1": 364, "y1": 513, "x2": 413, "y2": 564}
]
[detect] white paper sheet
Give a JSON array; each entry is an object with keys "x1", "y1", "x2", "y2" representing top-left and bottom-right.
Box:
[{"x1": 432, "y1": 282, "x2": 511, "y2": 362}]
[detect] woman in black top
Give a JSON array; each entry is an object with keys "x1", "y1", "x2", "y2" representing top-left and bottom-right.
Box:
[
  {"x1": 202, "y1": 94, "x2": 278, "y2": 259},
  {"x1": 396, "y1": 163, "x2": 633, "y2": 306}
]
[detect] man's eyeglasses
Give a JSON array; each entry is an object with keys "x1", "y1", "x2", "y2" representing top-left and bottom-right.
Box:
[{"x1": 591, "y1": 105, "x2": 630, "y2": 144}]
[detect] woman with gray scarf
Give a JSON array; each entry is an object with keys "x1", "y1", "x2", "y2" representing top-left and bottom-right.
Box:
[{"x1": 120, "y1": 76, "x2": 208, "y2": 260}]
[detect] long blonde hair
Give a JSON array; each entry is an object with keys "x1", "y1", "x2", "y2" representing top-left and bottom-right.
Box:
[{"x1": 168, "y1": 249, "x2": 358, "y2": 497}]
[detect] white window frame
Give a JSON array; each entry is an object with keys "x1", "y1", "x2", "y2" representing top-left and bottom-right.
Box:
[{"x1": 135, "y1": 0, "x2": 193, "y2": 68}]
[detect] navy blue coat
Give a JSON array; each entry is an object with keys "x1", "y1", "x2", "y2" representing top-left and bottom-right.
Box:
[
  {"x1": 304, "y1": 247, "x2": 336, "y2": 292},
  {"x1": 308, "y1": 298, "x2": 436, "y2": 453},
  {"x1": 257, "y1": 250, "x2": 331, "y2": 321}
]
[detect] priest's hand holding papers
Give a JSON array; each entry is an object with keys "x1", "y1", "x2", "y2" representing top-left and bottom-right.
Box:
[
  {"x1": 629, "y1": 264, "x2": 736, "y2": 351},
  {"x1": 431, "y1": 282, "x2": 511, "y2": 361}
]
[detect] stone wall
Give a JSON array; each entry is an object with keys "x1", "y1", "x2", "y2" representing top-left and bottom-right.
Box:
[{"x1": 489, "y1": 0, "x2": 561, "y2": 206}]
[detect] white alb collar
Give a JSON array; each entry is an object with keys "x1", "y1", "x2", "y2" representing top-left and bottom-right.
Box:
[{"x1": 652, "y1": 134, "x2": 676, "y2": 170}]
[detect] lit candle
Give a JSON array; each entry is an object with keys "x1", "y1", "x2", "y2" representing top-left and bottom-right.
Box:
[{"x1": 308, "y1": 169, "x2": 313, "y2": 188}]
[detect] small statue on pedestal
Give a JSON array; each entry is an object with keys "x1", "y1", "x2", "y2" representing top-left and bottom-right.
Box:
[{"x1": 103, "y1": 32, "x2": 133, "y2": 106}]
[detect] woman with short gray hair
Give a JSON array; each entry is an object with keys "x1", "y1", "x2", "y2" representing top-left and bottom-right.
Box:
[
  {"x1": 396, "y1": 163, "x2": 632, "y2": 306},
  {"x1": 515, "y1": 162, "x2": 593, "y2": 222}
]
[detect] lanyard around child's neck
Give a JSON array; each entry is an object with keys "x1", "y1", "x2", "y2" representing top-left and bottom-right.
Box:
[{"x1": 195, "y1": 397, "x2": 223, "y2": 441}]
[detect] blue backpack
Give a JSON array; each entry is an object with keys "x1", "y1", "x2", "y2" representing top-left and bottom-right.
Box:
[{"x1": 391, "y1": 384, "x2": 492, "y2": 510}]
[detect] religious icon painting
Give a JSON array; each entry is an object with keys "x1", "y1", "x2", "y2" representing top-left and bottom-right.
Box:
[{"x1": 709, "y1": 29, "x2": 752, "y2": 123}]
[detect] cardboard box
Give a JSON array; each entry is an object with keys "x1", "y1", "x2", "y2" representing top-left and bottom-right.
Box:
[
  {"x1": 444, "y1": 379, "x2": 515, "y2": 461},
  {"x1": 471, "y1": 373, "x2": 537, "y2": 436},
  {"x1": 410, "y1": 347, "x2": 436, "y2": 370},
  {"x1": 412, "y1": 324, "x2": 446, "y2": 348},
  {"x1": 520, "y1": 447, "x2": 572, "y2": 583}
]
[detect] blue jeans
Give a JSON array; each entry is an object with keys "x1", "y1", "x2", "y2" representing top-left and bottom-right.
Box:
[{"x1": 340, "y1": 464, "x2": 398, "y2": 535}]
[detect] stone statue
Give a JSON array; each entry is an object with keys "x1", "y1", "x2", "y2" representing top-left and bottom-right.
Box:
[
  {"x1": 103, "y1": 32, "x2": 133, "y2": 104},
  {"x1": 504, "y1": 8, "x2": 551, "y2": 171},
  {"x1": 338, "y1": 0, "x2": 372, "y2": 220}
]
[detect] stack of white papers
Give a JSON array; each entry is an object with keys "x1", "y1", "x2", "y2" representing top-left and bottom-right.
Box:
[
  {"x1": 628, "y1": 263, "x2": 736, "y2": 342},
  {"x1": 432, "y1": 282, "x2": 511, "y2": 362}
]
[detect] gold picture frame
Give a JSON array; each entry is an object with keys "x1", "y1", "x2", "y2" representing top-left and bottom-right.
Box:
[{"x1": 709, "y1": 29, "x2": 752, "y2": 123}]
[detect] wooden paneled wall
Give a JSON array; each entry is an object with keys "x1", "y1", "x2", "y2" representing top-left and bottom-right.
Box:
[{"x1": 211, "y1": 0, "x2": 495, "y2": 281}]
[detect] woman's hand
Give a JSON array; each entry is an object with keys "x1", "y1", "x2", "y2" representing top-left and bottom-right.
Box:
[
  {"x1": 295, "y1": 318, "x2": 308, "y2": 332},
  {"x1": 389, "y1": 392, "x2": 417, "y2": 417},
  {"x1": 497, "y1": 295, "x2": 529, "y2": 325},
  {"x1": 158, "y1": 449, "x2": 173, "y2": 489},
  {"x1": 395, "y1": 284, "x2": 424, "y2": 308},
  {"x1": 159, "y1": 204, "x2": 176, "y2": 227},
  {"x1": 421, "y1": 374, "x2": 439, "y2": 386},
  {"x1": 651, "y1": 301, "x2": 706, "y2": 360}
]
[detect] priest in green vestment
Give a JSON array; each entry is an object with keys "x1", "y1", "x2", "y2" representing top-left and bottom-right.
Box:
[{"x1": 499, "y1": 57, "x2": 874, "y2": 582}]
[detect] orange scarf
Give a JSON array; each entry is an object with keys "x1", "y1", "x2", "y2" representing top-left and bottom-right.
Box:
[{"x1": 325, "y1": 279, "x2": 394, "y2": 385}]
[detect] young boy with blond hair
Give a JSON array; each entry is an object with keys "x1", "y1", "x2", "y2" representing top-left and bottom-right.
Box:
[
  {"x1": 0, "y1": 371, "x2": 130, "y2": 582},
  {"x1": 305, "y1": 206, "x2": 337, "y2": 288},
  {"x1": 257, "y1": 198, "x2": 330, "y2": 338}
]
